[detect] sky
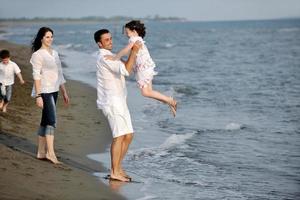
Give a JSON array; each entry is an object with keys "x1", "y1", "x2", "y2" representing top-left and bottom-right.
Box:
[{"x1": 0, "y1": 0, "x2": 300, "y2": 21}]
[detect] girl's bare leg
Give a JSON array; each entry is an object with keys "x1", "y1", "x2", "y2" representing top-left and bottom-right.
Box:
[{"x1": 141, "y1": 82, "x2": 177, "y2": 116}]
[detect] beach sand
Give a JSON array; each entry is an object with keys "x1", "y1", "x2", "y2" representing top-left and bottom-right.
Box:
[{"x1": 0, "y1": 40, "x2": 125, "y2": 200}]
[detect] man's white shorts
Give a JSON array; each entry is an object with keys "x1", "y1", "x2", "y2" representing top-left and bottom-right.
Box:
[{"x1": 102, "y1": 100, "x2": 133, "y2": 138}]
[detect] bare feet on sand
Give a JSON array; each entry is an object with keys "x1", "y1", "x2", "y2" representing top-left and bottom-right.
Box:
[
  {"x1": 37, "y1": 152, "x2": 46, "y2": 160},
  {"x1": 110, "y1": 173, "x2": 130, "y2": 182},
  {"x1": 120, "y1": 169, "x2": 132, "y2": 180},
  {"x1": 46, "y1": 152, "x2": 61, "y2": 164}
]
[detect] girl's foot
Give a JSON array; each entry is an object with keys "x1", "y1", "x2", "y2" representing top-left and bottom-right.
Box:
[
  {"x1": 168, "y1": 97, "x2": 177, "y2": 117},
  {"x1": 46, "y1": 153, "x2": 61, "y2": 164}
]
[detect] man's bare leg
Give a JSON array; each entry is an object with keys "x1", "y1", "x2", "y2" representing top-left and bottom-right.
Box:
[
  {"x1": 110, "y1": 135, "x2": 130, "y2": 182},
  {"x1": 119, "y1": 133, "x2": 133, "y2": 178}
]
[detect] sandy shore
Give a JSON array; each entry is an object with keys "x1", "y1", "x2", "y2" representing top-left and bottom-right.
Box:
[{"x1": 0, "y1": 40, "x2": 125, "y2": 200}]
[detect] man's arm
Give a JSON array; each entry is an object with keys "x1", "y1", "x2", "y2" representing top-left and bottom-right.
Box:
[
  {"x1": 105, "y1": 43, "x2": 134, "y2": 61},
  {"x1": 115, "y1": 43, "x2": 134, "y2": 60},
  {"x1": 124, "y1": 41, "x2": 141, "y2": 74}
]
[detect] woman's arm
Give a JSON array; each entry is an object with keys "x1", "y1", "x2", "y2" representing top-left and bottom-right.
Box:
[
  {"x1": 31, "y1": 53, "x2": 43, "y2": 108},
  {"x1": 34, "y1": 79, "x2": 43, "y2": 108},
  {"x1": 60, "y1": 83, "x2": 70, "y2": 106}
]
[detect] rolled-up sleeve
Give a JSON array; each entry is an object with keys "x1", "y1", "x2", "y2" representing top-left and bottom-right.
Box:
[
  {"x1": 13, "y1": 63, "x2": 21, "y2": 74},
  {"x1": 30, "y1": 53, "x2": 43, "y2": 80},
  {"x1": 102, "y1": 58, "x2": 129, "y2": 76},
  {"x1": 57, "y1": 55, "x2": 66, "y2": 85}
]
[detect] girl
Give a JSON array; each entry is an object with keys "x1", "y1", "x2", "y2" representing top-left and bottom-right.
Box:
[{"x1": 106, "y1": 20, "x2": 177, "y2": 116}]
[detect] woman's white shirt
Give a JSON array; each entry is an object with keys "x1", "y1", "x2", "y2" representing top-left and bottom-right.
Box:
[{"x1": 30, "y1": 48, "x2": 66, "y2": 96}]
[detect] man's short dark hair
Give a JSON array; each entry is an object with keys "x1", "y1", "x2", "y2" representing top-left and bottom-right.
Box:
[
  {"x1": 0, "y1": 49, "x2": 10, "y2": 59},
  {"x1": 94, "y1": 29, "x2": 110, "y2": 43}
]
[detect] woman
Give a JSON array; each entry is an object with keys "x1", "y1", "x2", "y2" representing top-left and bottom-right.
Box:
[{"x1": 31, "y1": 27, "x2": 69, "y2": 164}]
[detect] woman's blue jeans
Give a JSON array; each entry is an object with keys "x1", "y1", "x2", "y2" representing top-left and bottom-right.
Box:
[{"x1": 37, "y1": 92, "x2": 58, "y2": 136}]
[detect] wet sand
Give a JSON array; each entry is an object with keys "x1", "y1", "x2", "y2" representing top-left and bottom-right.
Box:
[{"x1": 0, "y1": 40, "x2": 125, "y2": 200}]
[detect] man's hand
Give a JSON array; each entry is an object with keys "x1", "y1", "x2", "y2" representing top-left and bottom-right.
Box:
[{"x1": 131, "y1": 41, "x2": 142, "y2": 55}]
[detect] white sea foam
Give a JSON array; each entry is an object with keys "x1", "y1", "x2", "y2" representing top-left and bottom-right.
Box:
[
  {"x1": 159, "y1": 132, "x2": 195, "y2": 149},
  {"x1": 57, "y1": 43, "x2": 73, "y2": 49},
  {"x1": 164, "y1": 43, "x2": 175, "y2": 48},
  {"x1": 127, "y1": 132, "x2": 195, "y2": 161},
  {"x1": 225, "y1": 122, "x2": 242, "y2": 130},
  {"x1": 136, "y1": 195, "x2": 157, "y2": 200},
  {"x1": 278, "y1": 28, "x2": 300, "y2": 32}
]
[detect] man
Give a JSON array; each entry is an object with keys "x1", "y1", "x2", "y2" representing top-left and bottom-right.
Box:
[{"x1": 94, "y1": 29, "x2": 140, "y2": 182}]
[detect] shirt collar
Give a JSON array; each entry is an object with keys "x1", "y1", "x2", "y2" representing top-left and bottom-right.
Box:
[
  {"x1": 99, "y1": 48, "x2": 112, "y2": 55},
  {"x1": 0, "y1": 60, "x2": 11, "y2": 66}
]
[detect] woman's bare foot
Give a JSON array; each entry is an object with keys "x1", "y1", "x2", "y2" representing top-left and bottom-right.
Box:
[
  {"x1": 46, "y1": 152, "x2": 61, "y2": 164},
  {"x1": 37, "y1": 152, "x2": 46, "y2": 160},
  {"x1": 168, "y1": 97, "x2": 177, "y2": 117}
]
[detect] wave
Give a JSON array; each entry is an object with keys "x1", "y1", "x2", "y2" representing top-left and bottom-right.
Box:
[
  {"x1": 56, "y1": 43, "x2": 83, "y2": 50},
  {"x1": 159, "y1": 132, "x2": 195, "y2": 149},
  {"x1": 278, "y1": 28, "x2": 300, "y2": 32},
  {"x1": 164, "y1": 43, "x2": 175, "y2": 48},
  {"x1": 136, "y1": 195, "x2": 158, "y2": 200},
  {"x1": 174, "y1": 85, "x2": 199, "y2": 96},
  {"x1": 225, "y1": 122, "x2": 244, "y2": 130},
  {"x1": 128, "y1": 132, "x2": 195, "y2": 160}
]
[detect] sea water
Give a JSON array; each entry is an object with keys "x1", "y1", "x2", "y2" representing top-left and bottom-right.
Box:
[{"x1": 1, "y1": 19, "x2": 300, "y2": 199}]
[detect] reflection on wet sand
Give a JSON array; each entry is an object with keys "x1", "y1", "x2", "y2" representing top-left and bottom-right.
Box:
[{"x1": 109, "y1": 179, "x2": 127, "y2": 192}]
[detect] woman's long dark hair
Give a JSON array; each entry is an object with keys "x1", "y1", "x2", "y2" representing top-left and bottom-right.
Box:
[
  {"x1": 125, "y1": 20, "x2": 146, "y2": 38},
  {"x1": 31, "y1": 27, "x2": 53, "y2": 52}
]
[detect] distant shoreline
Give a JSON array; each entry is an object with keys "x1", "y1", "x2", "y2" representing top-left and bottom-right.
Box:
[
  {"x1": 0, "y1": 16, "x2": 187, "y2": 23},
  {"x1": 0, "y1": 16, "x2": 299, "y2": 24}
]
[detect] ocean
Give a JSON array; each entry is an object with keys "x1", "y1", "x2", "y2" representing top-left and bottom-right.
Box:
[{"x1": 1, "y1": 19, "x2": 300, "y2": 199}]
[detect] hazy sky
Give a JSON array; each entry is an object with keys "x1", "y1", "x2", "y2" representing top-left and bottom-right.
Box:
[{"x1": 0, "y1": 0, "x2": 300, "y2": 21}]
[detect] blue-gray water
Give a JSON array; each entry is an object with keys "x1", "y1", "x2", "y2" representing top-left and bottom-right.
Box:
[{"x1": 1, "y1": 19, "x2": 300, "y2": 199}]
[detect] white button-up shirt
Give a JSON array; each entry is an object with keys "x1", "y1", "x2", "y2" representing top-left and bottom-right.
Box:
[
  {"x1": 30, "y1": 48, "x2": 66, "y2": 95},
  {"x1": 96, "y1": 48, "x2": 129, "y2": 109},
  {"x1": 0, "y1": 60, "x2": 21, "y2": 86}
]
